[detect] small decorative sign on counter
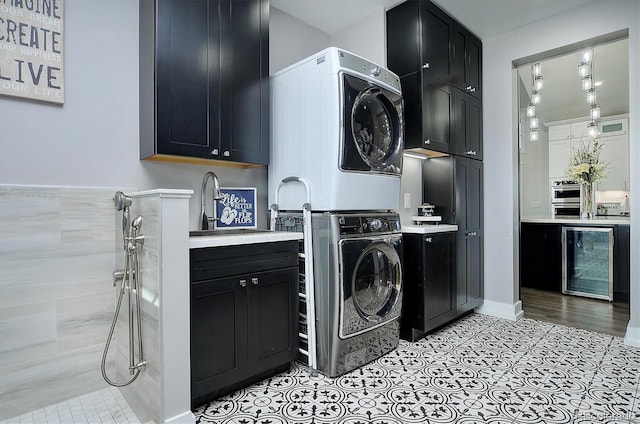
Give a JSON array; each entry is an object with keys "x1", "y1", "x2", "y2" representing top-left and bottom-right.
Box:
[
  {"x1": 215, "y1": 187, "x2": 257, "y2": 229},
  {"x1": 0, "y1": 0, "x2": 65, "y2": 104}
]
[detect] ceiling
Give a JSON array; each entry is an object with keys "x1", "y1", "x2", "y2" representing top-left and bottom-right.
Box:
[
  {"x1": 269, "y1": 0, "x2": 600, "y2": 39},
  {"x1": 517, "y1": 38, "x2": 629, "y2": 124},
  {"x1": 271, "y1": 0, "x2": 629, "y2": 124}
]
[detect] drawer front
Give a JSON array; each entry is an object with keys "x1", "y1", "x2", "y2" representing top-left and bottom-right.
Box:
[{"x1": 190, "y1": 241, "x2": 298, "y2": 282}]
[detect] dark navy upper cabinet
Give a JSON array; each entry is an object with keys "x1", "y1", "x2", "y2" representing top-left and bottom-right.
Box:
[
  {"x1": 140, "y1": 0, "x2": 269, "y2": 166},
  {"x1": 387, "y1": 0, "x2": 482, "y2": 157},
  {"x1": 452, "y1": 24, "x2": 482, "y2": 99},
  {"x1": 386, "y1": 0, "x2": 454, "y2": 84}
]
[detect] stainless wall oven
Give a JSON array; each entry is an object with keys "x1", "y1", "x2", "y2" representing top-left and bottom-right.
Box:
[
  {"x1": 551, "y1": 179, "x2": 580, "y2": 218},
  {"x1": 552, "y1": 203, "x2": 581, "y2": 218}
]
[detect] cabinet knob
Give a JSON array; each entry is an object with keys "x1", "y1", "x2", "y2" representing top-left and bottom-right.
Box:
[
  {"x1": 422, "y1": 62, "x2": 430, "y2": 69},
  {"x1": 251, "y1": 277, "x2": 258, "y2": 285},
  {"x1": 223, "y1": 150, "x2": 230, "y2": 157},
  {"x1": 466, "y1": 231, "x2": 477, "y2": 237},
  {"x1": 466, "y1": 86, "x2": 476, "y2": 93},
  {"x1": 211, "y1": 149, "x2": 219, "y2": 156},
  {"x1": 424, "y1": 139, "x2": 430, "y2": 145},
  {"x1": 425, "y1": 237, "x2": 432, "y2": 243},
  {"x1": 240, "y1": 279, "x2": 247, "y2": 287},
  {"x1": 465, "y1": 150, "x2": 477, "y2": 155}
]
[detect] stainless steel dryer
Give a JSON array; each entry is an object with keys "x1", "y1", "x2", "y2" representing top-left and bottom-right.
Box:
[{"x1": 310, "y1": 211, "x2": 403, "y2": 377}]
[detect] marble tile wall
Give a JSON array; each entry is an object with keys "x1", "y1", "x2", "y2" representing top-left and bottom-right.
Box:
[{"x1": 0, "y1": 185, "x2": 121, "y2": 420}]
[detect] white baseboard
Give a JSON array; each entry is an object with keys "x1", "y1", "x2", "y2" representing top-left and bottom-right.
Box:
[
  {"x1": 474, "y1": 299, "x2": 524, "y2": 321},
  {"x1": 624, "y1": 324, "x2": 640, "y2": 348},
  {"x1": 164, "y1": 410, "x2": 196, "y2": 424}
]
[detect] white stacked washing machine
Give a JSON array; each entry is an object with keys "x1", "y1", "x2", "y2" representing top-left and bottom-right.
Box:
[{"x1": 269, "y1": 47, "x2": 405, "y2": 377}]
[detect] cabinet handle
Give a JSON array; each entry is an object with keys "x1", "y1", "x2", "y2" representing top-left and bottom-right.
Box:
[
  {"x1": 465, "y1": 150, "x2": 477, "y2": 155},
  {"x1": 422, "y1": 62, "x2": 430, "y2": 69},
  {"x1": 223, "y1": 150, "x2": 230, "y2": 157},
  {"x1": 211, "y1": 149, "x2": 219, "y2": 155},
  {"x1": 466, "y1": 85, "x2": 476, "y2": 93},
  {"x1": 425, "y1": 237, "x2": 432, "y2": 243},
  {"x1": 240, "y1": 279, "x2": 247, "y2": 287},
  {"x1": 251, "y1": 277, "x2": 259, "y2": 285},
  {"x1": 466, "y1": 231, "x2": 477, "y2": 237},
  {"x1": 424, "y1": 139, "x2": 430, "y2": 145}
]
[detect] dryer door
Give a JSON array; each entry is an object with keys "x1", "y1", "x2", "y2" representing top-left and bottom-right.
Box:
[
  {"x1": 341, "y1": 74, "x2": 403, "y2": 175},
  {"x1": 339, "y1": 236, "x2": 403, "y2": 338}
]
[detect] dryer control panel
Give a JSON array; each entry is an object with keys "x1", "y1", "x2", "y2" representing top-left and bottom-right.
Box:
[{"x1": 337, "y1": 49, "x2": 401, "y2": 92}]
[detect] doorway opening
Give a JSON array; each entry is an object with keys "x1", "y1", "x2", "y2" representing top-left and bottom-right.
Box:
[{"x1": 514, "y1": 31, "x2": 630, "y2": 335}]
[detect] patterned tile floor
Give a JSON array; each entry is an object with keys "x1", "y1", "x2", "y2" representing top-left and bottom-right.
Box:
[{"x1": 194, "y1": 314, "x2": 640, "y2": 424}]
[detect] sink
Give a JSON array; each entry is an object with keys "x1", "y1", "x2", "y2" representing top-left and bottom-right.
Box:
[{"x1": 189, "y1": 229, "x2": 273, "y2": 237}]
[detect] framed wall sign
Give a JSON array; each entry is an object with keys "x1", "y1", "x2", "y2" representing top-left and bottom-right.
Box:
[
  {"x1": 215, "y1": 187, "x2": 257, "y2": 230},
  {"x1": 0, "y1": 0, "x2": 65, "y2": 104}
]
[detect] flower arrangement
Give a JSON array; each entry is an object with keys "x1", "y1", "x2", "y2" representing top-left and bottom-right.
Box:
[
  {"x1": 565, "y1": 138, "x2": 608, "y2": 185},
  {"x1": 566, "y1": 138, "x2": 608, "y2": 218}
]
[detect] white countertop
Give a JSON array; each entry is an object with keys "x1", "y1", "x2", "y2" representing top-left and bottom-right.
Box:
[
  {"x1": 521, "y1": 217, "x2": 630, "y2": 226},
  {"x1": 189, "y1": 230, "x2": 303, "y2": 249},
  {"x1": 402, "y1": 224, "x2": 459, "y2": 234}
]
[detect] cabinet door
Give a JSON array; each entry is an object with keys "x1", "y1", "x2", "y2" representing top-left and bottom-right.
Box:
[
  {"x1": 420, "y1": 1, "x2": 454, "y2": 85},
  {"x1": 455, "y1": 157, "x2": 483, "y2": 314},
  {"x1": 452, "y1": 25, "x2": 482, "y2": 99},
  {"x1": 598, "y1": 135, "x2": 629, "y2": 191},
  {"x1": 453, "y1": 88, "x2": 482, "y2": 159},
  {"x1": 247, "y1": 267, "x2": 298, "y2": 374},
  {"x1": 570, "y1": 121, "x2": 589, "y2": 139},
  {"x1": 548, "y1": 124, "x2": 571, "y2": 141},
  {"x1": 386, "y1": 1, "x2": 421, "y2": 77},
  {"x1": 466, "y1": 34, "x2": 482, "y2": 99},
  {"x1": 421, "y1": 82, "x2": 453, "y2": 154},
  {"x1": 613, "y1": 225, "x2": 630, "y2": 302},
  {"x1": 548, "y1": 139, "x2": 571, "y2": 179},
  {"x1": 520, "y1": 223, "x2": 562, "y2": 291},
  {"x1": 191, "y1": 275, "x2": 248, "y2": 406},
  {"x1": 423, "y1": 232, "x2": 457, "y2": 331},
  {"x1": 219, "y1": 0, "x2": 269, "y2": 165},
  {"x1": 156, "y1": 0, "x2": 216, "y2": 158}
]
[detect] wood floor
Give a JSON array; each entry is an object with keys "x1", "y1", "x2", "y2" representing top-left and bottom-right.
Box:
[{"x1": 520, "y1": 286, "x2": 630, "y2": 338}]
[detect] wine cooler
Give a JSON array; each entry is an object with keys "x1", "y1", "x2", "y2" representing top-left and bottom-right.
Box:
[{"x1": 562, "y1": 226, "x2": 613, "y2": 301}]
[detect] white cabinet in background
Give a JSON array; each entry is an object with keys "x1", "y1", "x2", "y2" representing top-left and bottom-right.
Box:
[
  {"x1": 548, "y1": 121, "x2": 589, "y2": 142},
  {"x1": 547, "y1": 117, "x2": 628, "y2": 183},
  {"x1": 598, "y1": 135, "x2": 629, "y2": 191},
  {"x1": 548, "y1": 120, "x2": 589, "y2": 180},
  {"x1": 548, "y1": 123, "x2": 572, "y2": 141},
  {"x1": 548, "y1": 139, "x2": 571, "y2": 179}
]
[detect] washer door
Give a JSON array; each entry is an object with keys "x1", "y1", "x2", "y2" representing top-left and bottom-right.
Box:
[
  {"x1": 341, "y1": 74, "x2": 403, "y2": 175},
  {"x1": 339, "y1": 236, "x2": 403, "y2": 338}
]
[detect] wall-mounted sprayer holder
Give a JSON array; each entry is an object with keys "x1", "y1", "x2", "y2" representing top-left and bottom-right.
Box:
[{"x1": 101, "y1": 191, "x2": 146, "y2": 387}]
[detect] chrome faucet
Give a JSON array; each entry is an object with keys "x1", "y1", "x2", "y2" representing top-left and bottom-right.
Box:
[{"x1": 201, "y1": 171, "x2": 222, "y2": 230}]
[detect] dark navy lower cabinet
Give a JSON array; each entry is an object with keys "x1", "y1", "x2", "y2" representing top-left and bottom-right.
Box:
[
  {"x1": 190, "y1": 241, "x2": 298, "y2": 408},
  {"x1": 401, "y1": 232, "x2": 457, "y2": 341}
]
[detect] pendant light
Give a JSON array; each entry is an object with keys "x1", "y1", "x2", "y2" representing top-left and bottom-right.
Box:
[
  {"x1": 526, "y1": 103, "x2": 536, "y2": 117},
  {"x1": 528, "y1": 63, "x2": 542, "y2": 142},
  {"x1": 579, "y1": 49, "x2": 600, "y2": 139}
]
